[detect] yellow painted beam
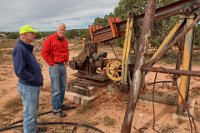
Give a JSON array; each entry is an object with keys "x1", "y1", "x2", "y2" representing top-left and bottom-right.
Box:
[
  {"x1": 150, "y1": 19, "x2": 184, "y2": 61},
  {"x1": 178, "y1": 15, "x2": 194, "y2": 106},
  {"x1": 121, "y1": 17, "x2": 134, "y2": 83}
]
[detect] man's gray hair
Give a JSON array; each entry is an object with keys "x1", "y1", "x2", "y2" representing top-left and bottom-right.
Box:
[{"x1": 57, "y1": 23, "x2": 66, "y2": 30}]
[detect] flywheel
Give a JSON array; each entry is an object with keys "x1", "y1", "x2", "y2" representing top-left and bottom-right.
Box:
[{"x1": 106, "y1": 59, "x2": 122, "y2": 81}]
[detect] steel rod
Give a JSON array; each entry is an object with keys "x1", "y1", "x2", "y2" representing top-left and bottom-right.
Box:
[{"x1": 142, "y1": 66, "x2": 200, "y2": 77}]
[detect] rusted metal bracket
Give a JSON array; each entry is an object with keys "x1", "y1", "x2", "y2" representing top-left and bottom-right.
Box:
[{"x1": 88, "y1": 17, "x2": 122, "y2": 43}]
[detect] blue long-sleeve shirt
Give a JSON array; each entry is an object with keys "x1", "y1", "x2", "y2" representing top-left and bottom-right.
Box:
[{"x1": 13, "y1": 40, "x2": 43, "y2": 86}]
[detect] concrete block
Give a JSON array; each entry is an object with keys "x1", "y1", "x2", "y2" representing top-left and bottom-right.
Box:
[
  {"x1": 65, "y1": 91, "x2": 83, "y2": 104},
  {"x1": 68, "y1": 85, "x2": 96, "y2": 96},
  {"x1": 81, "y1": 95, "x2": 96, "y2": 105},
  {"x1": 73, "y1": 96, "x2": 81, "y2": 105},
  {"x1": 87, "y1": 86, "x2": 96, "y2": 96},
  {"x1": 65, "y1": 91, "x2": 96, "y2": 105}
]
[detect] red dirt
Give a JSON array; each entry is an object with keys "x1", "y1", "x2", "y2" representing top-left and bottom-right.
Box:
[{"x1": 0, "y1": 45, "x2": 200, "y2": 133}]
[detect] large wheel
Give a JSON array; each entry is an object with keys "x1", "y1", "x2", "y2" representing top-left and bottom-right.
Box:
[{"x1": 106, "y1": 59, "x2": 122, "y2": 81}]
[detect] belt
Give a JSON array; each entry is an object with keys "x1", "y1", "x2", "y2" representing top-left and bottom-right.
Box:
[{"x1": 55, "y1": 62, "x2": 65, "y2": 65}]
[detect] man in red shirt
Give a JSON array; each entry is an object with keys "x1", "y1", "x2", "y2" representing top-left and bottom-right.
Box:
[{"x1": 41, "y1": 23, "x2": 69, "y2": 117}]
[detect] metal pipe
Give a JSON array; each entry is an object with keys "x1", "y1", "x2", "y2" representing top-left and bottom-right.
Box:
[
  {"x1": 172, "y1": 46, "x2": 183, "y2": 85},
  {"x1": 142, "y1": 66, "x2": 200, "y2": 77},
  {"x1": 121, "y1": 0, "x2": 156, "y2": 132}
]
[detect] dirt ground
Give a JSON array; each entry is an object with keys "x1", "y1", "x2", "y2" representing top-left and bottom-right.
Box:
[{"x1": 0, "y1": 43, "x2": 200, "y2": 133}]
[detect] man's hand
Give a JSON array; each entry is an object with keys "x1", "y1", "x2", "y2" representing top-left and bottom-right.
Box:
[{"x1": 65, "y1": 62, "x2": 69, "y2": 67}]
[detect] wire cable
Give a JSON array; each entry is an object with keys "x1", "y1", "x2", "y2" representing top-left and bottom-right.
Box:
[
  {"x1": 0, "y1": 122, "x2": 104, "y2": 133},
  {"x1": 8, "y1": 106, "x2": 76, "y2": 126}
]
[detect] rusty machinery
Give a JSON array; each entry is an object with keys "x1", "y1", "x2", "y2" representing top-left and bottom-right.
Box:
[
  {"x1": 87, "y1": 0, "x2": 200, "y2": 132},
  {"x1": 69, "y1": 43, "x2": 108, "y2": 81},
  {"x1": 89, "y1": 0, "x2": 200, "y2": 103},
  {"x1": 71, "y1": 0, "x2": 200, "y2": 101}
]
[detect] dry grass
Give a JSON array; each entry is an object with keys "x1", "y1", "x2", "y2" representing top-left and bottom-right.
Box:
[
  {"x1": 0, "y1": 51, "x2": 13, "y2": 63},
  {"x1": 159, "y1": 124, "x2": 178, "y2": 133},
  {"x1": 0, "y1": 97, "x2": 22, "y2": 127},
  {"x1": 0, "y1": 39, "x2": 17, "y2": 49},
  {"x1": 1, "y1": 67, "x2": 9, "y2": 76},
  {"x1": 195, "y1": 110, "x2": 200, "y2": 120},
  {"x1": 0, "y1": 110, "x2": 4, "y2": 120},
  {"x1": 0, "y1": 110, "x2": 10, "y2": 127},
  {"x1": 48, "y1": 125, "x2": 73, "y2": 133},
  {"x1": 99, "y1": 115, "x2": 116, "y2": 126},
  {"x1": 0, "y1": 88, "x2": 7, "y2": 97},
  {"x1": 177, "y1": 116, "x2": 185, "y2": 125},
  {"x1": 0, "y1": 76, "x2": 5, "y2": 81},
  {"x1": 4, "y1": 97, "x2": 22, "y2": 114}
]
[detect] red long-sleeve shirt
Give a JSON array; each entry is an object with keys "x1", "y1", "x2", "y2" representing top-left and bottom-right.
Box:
[{"x1": 41, "y1": 33, "x2": 69, "y2": 66}]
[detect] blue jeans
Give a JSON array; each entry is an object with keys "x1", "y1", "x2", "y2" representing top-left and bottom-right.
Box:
[
  {"x1": 17, "y1": 82, "x2": 40, "y2": 133},
  {"x1": 49, "y1": 64, "x2": 67, "y2": 112}
]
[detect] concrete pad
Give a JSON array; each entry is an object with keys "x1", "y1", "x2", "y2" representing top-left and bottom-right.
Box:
[{"x1": 81, "y1": 96, "x2": 96, "y2": 105}]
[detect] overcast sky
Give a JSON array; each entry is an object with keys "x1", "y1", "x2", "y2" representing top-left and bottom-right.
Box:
[{"x1": 0, "y1": 0, "x2": 119, "y2": 32}]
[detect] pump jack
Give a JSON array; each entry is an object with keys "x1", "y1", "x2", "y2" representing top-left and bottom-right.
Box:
[
  {"x1": 85, "y1": 0, "x2": 200, "y2": 132},
  {"x1": 69, "y1": 0, "x2": 200, "y2": 132}
]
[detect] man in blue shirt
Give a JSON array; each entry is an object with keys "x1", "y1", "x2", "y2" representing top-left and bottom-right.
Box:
[{"x1": 13, "y1": 25, "x2": 43, "y2": 133}]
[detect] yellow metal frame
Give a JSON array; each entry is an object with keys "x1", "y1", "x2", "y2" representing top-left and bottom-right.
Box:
[
  {"x1": 121, "y1": 17, "x2": 134, "y2": 83},
  {"x1": 178, "y1": 14, "x2": 195, "y2": 107},
  {"x1": 150, "y1": 19, "x2": 185, "y2": 62}
]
